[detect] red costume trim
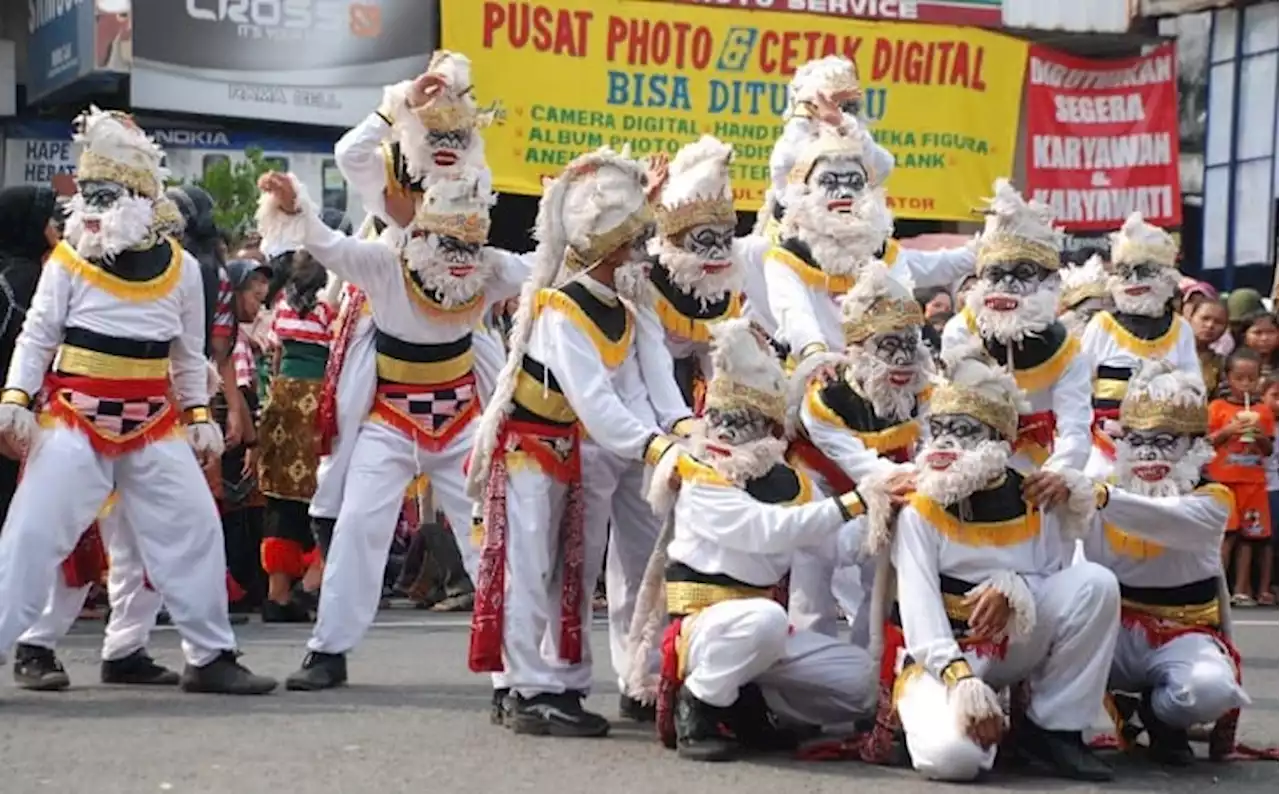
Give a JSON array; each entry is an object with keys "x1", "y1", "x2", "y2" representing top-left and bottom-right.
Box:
[
  {"x1": 44, "y1": 374, "x2": 179, "y2": 457},
  {"x1": 369, "y1": 374, "x2": 479, "y2": 453},
  {"x1": 261, "y1": 537, "x2": 307, "y2": 578},
  {"x1": 315, "y1": 287, "x2": 366, "y2": 456},
  {"x1": 1015, "y1": 410, "x2": 1056, "y2": 455},
  {"x1": 61, "y1": 523, "x2": 107, "y2": 588},
  {"x1": 469, "y1": 421, "x2": 585, "y2": 672},
  {"x1": 787, "y1": 439, "x2": 854, "y2": 493}
]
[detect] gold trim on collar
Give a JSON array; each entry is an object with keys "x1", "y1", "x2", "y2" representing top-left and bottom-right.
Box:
[
  {"x1": 535, "y1": 288, "x2": 633, "y2": 369},
  {"x1": 1096, "y1": 311, "x2": 1180, "y2": 359},
  {"x1": 806, "y1": 381, "x2": 922, "y2": 453},
  {"x1": 52, "y1": 240, "x2": 183, "y2": 303},
  {"x1": 402, "y1": 266, "x2": 487, "y2": 324},
  {"x1": 1013, "y1": 334, "x2": 1079, "y2": 394},
  {"x1": 650, "y1": 287, "x2": 742, "y2": 344},
  {"x1": 765, "y1": 246, "x2": 854, "y2": 295},
  {"x1": 56, "y1": 346, "x2": 169, "y2": 381},
  {"x1": 909, "y1": 492, "x2": 1041, "y2": 547}
]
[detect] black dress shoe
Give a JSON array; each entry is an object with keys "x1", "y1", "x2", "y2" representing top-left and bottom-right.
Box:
[
  {"x1": 725, "y1": 683, "x2": 808, "y2": 752},
  {"x1": 285, "y1": 651, "x2": 348, "y2": 691},
  {"x1": 1015, "y1": 717, "x2": 1113, "y2": 781},
  {"x1": 101, "y1": 649, "x2": 180, "y2": 686},
  {"x1": 491, "y1": 687, "x2": 513, "y2": 726},
  {"x1": 675, "y1": 685, "x2": 737, "y2": 762},
  {"x1": 619, "y1": 693, "x2": 657, "y2": 722},
  {"x1": 510, "y1": 691, "x2": 611, "y2": 738},
  {"x1": 262, "y1": 599, "x2": 312, "y2": 623},
  {"x1": 1139, "y1": 690, "x2": 1196, "y2": 766},
  {"x1": 180, "y1": 651, "x2": 277, "y2": 695},
  {"x1": 13, "y1": 644, "x2": 70, "y2": 691}
]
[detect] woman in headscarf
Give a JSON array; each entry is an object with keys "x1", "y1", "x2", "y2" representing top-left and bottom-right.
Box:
[{"x1": 0, "y1": 185, "x2": 61, "y2": 525}]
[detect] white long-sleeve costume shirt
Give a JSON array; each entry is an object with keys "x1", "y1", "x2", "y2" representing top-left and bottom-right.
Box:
[
  {"x1": 6, "y1": 242, "x2": 209, "y2": 409},
  {"x1": 1080, "y1": 311, "x2": 1203, "y2": 397},
  {"x1": 941, "y1": 311, "x2": 1094, "y2": 474},
  {"x1": 890, "y1": 478, "x2": 1075, "y2": 680},
  {"x1": 1083, "y1": 482, "x2": 1231, "y2": 590}
]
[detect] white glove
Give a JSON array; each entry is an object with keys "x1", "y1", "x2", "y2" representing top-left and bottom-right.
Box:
[
  {"x1": 0, "y1": 402, "x2": 38, "y2": 456},
  {"x1": 187, "y1": 421, "x2": 225, "y2": 467}
]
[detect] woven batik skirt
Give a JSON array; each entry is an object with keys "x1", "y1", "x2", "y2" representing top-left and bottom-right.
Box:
[{"x1": 257, "y1": 374, "x2": 323, "y2": 502}]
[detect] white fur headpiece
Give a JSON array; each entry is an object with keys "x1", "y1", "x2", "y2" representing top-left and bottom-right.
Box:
[
  {"x1": 1110, "y1": 212, "x2": 1179, "y2": 268},
  {"x1": 655, "y1": 135, "x2": 736, "y2": 238},
  {"x1": 554, "y1": 146, "x2": 652, "y2": 274},
  {"x1": 704, "y1": 318, "x2": 788, "y2": 426},
  {"x1": 1059, "y1": 254, "x2": 1110, "y2": 309},
  {"x1": 976, "y1": 179, "x2": 1062, "y2": 273},
  {"x1": 1120, "y1": 358, "x2": 1209, "y2": 435},
  {"x1": 785, "y1": 120, "x2": 869, "y2": 187},
  {"x1": 931, "y1": 341, "x2": 1030, "y2": 441},
  {"x1": 73, "y1": 106, "x2": 168, "y2": 198},
  {"x1": 789, "y1": 56, "x2": 860, "y2": 108},
  {"x1": 414, "y1": 165, "x2": 496, "y2": 244}
]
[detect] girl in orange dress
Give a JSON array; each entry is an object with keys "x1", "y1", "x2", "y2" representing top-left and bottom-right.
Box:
[{"x1": 1208, "y1": 349, "x2": 1276, "y2": 605}]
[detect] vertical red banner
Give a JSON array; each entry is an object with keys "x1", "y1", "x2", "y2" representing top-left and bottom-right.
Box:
[{"x1": 1025, "y1": 42, "x2": 1182, "y2": 233}]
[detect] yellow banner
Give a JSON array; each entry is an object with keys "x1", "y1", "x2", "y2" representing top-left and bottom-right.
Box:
[{"x1": 442, "y1": 0, "x2": 1027, "y2": 221}]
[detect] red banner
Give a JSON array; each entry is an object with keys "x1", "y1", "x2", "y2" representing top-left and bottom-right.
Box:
[{"x1": 1024, "y1": 42, "x2": 1182, "y2": 232}]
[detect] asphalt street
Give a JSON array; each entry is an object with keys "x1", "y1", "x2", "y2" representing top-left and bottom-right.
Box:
[{"x1": 0, "y1": 610, "x2": 1275, "y2": 794}]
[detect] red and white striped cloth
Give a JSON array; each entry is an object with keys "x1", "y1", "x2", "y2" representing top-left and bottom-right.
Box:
[
  {"x1": 268, "y1": 293, "x2": 336, "y2": 348},
  {"x1": 232, "y1": 328, "x2": 256, "y2": 391}
]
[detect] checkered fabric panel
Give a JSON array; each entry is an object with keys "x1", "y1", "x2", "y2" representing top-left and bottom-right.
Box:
[
  {"x1": 65, "y1": 390, "x2": 170, "y2": 437},
  {"x1": 380, "y1": 381, "x2": 476, "y2": 433}
]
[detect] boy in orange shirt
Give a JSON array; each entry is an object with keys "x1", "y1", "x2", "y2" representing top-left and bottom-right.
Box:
[{"x1": 1209, "y1": 348, "x2": 1276, "y2": 605}]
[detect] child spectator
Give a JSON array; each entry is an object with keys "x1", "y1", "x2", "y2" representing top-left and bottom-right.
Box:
[
  {"x1": 1188, "y1": 298, "x2": 1230, "y2": 395},
  {"x1": 1208, "y1": 349, "x2": 1276, "y2": 606},
  {"x1": 1241, "y1": 311, "x2": 1279, "y2": 379},
  {"x1": 1263, "y1": 374, "x2": 1279, "y2": 604}
]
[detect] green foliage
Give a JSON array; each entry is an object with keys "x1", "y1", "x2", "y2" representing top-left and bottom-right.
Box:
[{"x1": 170, "y1": 147, "x2": 275, "y2": 241}]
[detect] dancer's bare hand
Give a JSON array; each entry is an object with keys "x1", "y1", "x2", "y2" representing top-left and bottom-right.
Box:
[
  {"x1": 965, "y1": 587, "x2": 1012, "y2": 641},
  {"x1": 0, "y1": 435, "x2": 23, "y2": 461},
  {"x1": 814, "y1": 91, "x2": 844, "y2": 126},
  {"x1": 645, "y1": 153, "x2": 670, "y2": 201},
  {"x1": 384, "y1": 190, "x2": 417, "y2": 228},
  {"x1": 966, "y1": 713, "x2": 1006, "y2": 750},
  {"x1": 1022, "y1": 470, "x2": 1069, "y2": 509},
  {"x1": 885, "y1": 471, "x2": 916, "y2": 504},
  {"x1": 408, "y1": 72, "x2": 448, "y2": 107},
  {"x1": 257, "y1": 172, "x2": 298, "y2": 214}
]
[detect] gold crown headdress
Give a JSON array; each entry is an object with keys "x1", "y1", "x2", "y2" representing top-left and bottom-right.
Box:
[
  {"x1": 1110, "y1": 212, "x2": 1179, "y2": 269},
  {"x1": 704, "y1": 318, "x2": 787, "y2": 428},
  {"x1": 73, "y1": 106, "x2": 167, "y2": 199},
  {"x1": 413, "y1": 50, "x2": 502, "y2": 134},
  {"x1": 975, "y1": 178, "x2": 1062, "y2": 274},
  {"x1": 415, "y1": 166, "x2": 496, "y2": 245},
  {"x1": 1059, "y1": 254, "x2": 1110, "y2": 311},
  {"x1": 655, "y1": 135, "x2": 737, "y2": 239},
  {"x1": 841, "y1": 267, "x2": 924, "y2": 346},
  {"x1": 786, "y1": 123, "x2": 872, "y2": 187},
  {"x1": 928, "y1": 342, "x2": 1025, "y2": 442},
  {"x1": 1119, "y1": 359, "x2": 1209, "y2": 435}
]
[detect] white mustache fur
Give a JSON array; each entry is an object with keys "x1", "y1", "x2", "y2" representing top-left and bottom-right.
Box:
[
  {"x1": 649, "y1": 236, "x2": 743, "y2": 308},
  {"x1": 965, "y1": 279, "x2": 1060, "y2": 344},
  {"x1": 781, "y1": 190, "x2": 887, "y2": 278},
  {"x1": 403, "y1": 235, "x2": 494, "y2": 308},
  {"x1": 914, "y1": 439, "x2": 1011, "y2": 505},
  {"x1": 1109, "y1": 272, "x2": 1178, "y2": 317},
  {"x1": 1114, "y1": 436, "x2": 1213, "y2": 498},
  {"x1": 63, "y1": 193, "x2": 155, "y2": 261},
  {"x1": 846, "y1": 345, "x2": 933, "y2": 422}
]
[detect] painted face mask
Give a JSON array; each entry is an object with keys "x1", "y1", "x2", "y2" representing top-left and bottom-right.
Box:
[
  {"x1": 426, "y1": 128, "x2": 473, "y2": 170},
  {"x1": 965, "y1": 259, "x2": 1061, "y2": 344},
  {"x1": 612, "y1": 222, "x2": 656, "y2": 304},
  {"x1": 652, "y1": 220, "x2": 741, "y2": 305},
  {"x1": 63, "y1": 179, "x2": 156, "y2": 261},
  {"x1": 403, "y1": 231, "x2": 494, "y2": 308},
  {"x1": 846, "y1": 327, "x2": 931, "y2": 422},
  {"x1": 1109, "y1": 260, "x2": 1177, "y2": 317},
  {"x1": 1113, "y1": 429, "x2": 1209, "y2": 498},
  {"x1": 915, "y1": 413, "x2": 1011, "y2": 504},
  {"x1": 808, "y1": 155, "x2": 869, "y2": 213}
]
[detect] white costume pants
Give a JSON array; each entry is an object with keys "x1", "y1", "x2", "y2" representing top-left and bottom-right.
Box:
[
  {"x1": 788, "y1": 531, "x2": 873, "y2": 643},
  {"x1": 581, "y1": 444, "x2": 661, "y2": 690},
  {"x1": 683, "y1": 598, "x2": 877, "y2": 729},
  {"x1": 896, "y1": 562, "x2": 1120, "y2": 781},
  {"x1": 308, "y1": 420, "x2": 477, "y2": 654},
  {"x1": 496, "y1": 462, "x2": 609, "y2": 697},
  {"x1": 1110, "y1": 627, "x2": 1248, "y2": 729},
  {"x1": 18, "y1": 508, "x2": 163, "y2": 661},
  {"x1": 0, "y1": 428, "x2": 235, "y2": 666},
  {"x1": 309, "y1": 318, "x2": 376, "y2": 521}
]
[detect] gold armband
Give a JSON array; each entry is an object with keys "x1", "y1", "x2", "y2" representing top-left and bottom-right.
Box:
[
  {"x1": 671, "y1": 417, "x2": 697, "y2": 438},
  {"x1": 836, "y1": 491, "x2": 864, "y2": 521},
  {"x1": 1093, "y1": 482, "x2": 1110, "y2": 510},
  {"x1": 644, "y1": 434, "x2": 676, "y2": 467},
  {"x1": 941, "y1": 659, "x2": 975, "y2": 689},
  {"x1": 798, "y1": 342, "x2": 828, "y2": 362},
  {"x1": 183, "y1": 406, "x2": 212, "y2": 425},
  {"x1": 0, "y1": 389, "x2": 30, "y2": 408}
]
